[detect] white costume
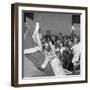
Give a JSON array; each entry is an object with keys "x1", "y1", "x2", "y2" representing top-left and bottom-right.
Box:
[{"x1": 71, "y1": 42, "x2": 81, "y2": 65}]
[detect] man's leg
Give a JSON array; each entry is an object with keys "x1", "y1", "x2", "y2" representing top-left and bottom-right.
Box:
[{"x1": 41, "y1": 56, "x2": 49, "y2": 69}]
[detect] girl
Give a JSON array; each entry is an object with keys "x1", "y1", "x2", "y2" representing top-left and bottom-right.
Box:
[{"x1": 41, "y1": 41, "x2": 65, "y2": 76}]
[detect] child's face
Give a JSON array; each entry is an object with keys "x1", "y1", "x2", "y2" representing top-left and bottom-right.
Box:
[
  {"x1": 69, "y1": 40, "x2": 72, "y2": 46},
  {"x1": 60, "y1": 43, "x2": 63, "y2": 47},
  {"x1": 45, "y1": 43, "x2": 48, "y2": 47},
  {"x1": 57, "y1": 40, "x2": 60, "y2": 44},
  {"x1": 74, "y1": 38, "x2": 78, "y2": 44}
]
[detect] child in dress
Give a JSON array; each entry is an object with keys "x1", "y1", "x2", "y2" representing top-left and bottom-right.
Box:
[{"x1": 41, "y1": 41, "x2": 65, "y2": 76}]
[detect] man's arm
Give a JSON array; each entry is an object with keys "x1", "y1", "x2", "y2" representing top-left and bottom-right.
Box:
[
  {"x1": 24, "y1": 22, "x2": 42, "y2": 54},
  {"x1": 32, "y1": 22, "x2": 42, "y2": 51},
  {"x1": 24, "y1": 47, "x2": 41, "y2": 54}
]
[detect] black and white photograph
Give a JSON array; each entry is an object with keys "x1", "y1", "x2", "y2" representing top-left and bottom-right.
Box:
[
  {"x1": 11, "y1": 3, "x2": 87, "y2": 87},
  {"x1": 24, "y1": 12, "x2": 81, "y2": 77}
]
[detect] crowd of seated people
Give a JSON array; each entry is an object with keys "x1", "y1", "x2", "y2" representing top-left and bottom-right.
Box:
[{"x1": 41, "y1": 30, "x2": 81, "y2": 74}]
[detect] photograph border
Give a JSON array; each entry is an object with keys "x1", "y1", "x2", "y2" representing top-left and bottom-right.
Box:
[{"x1": 11, "y1": 3, "x2": 88, "y2": 87}]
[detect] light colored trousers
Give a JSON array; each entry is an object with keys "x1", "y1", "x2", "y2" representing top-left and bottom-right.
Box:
[{"x1": 41, "y1": 55, "x2": 65, "y2": 76}]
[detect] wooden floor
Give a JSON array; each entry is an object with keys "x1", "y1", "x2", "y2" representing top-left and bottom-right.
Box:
[
  {"x1": 24, "y1": 56, "x2": 80, "y2": 77},
  {"x1": 24, "y1": 56, "x2": 54, "y2": 77}
]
